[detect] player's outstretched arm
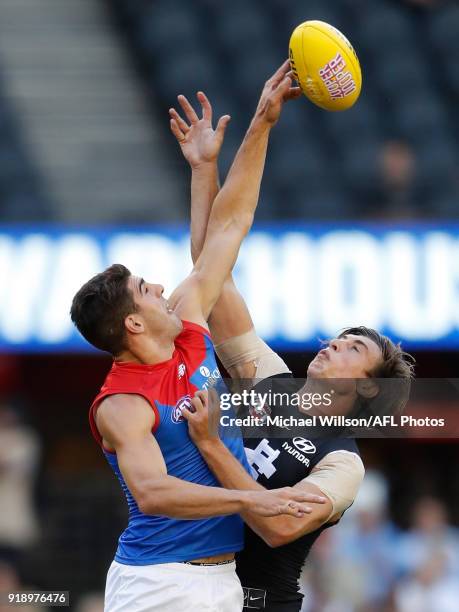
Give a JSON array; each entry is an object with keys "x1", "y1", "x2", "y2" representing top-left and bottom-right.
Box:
[
  {"x1": 95, "y1": 393, "x2": 320, "y2": 520},
  {"x1": 169, "y1": 60, "x2": 301, "y2": 327},
  {"x1": 169, "y1": 91, "x2": 229, "y2": 264},
  {"x1": 169, "y1": 89, "x2": 288, "y2": 372}
]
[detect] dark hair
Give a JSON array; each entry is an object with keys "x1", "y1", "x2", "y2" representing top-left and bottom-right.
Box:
[
  {"x1": 338, "y1": 326, "x2": 415, "y2": 379},
  {"x1": 338, "y1": 326, "x2": 415, "y2": 419},
  {"x1": 70, "y1": 264, "x2": 136, "y2": 355}
]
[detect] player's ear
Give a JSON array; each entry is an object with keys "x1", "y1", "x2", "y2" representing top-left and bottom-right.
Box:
[
  {"x1": 356, "y1": 378, "x2": 379, "y2": 399},
  {"x1": 125, "y1": 313, "x2": 144, "y2": 334}
]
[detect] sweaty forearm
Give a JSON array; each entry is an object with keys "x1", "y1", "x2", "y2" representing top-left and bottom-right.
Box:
[
  {"x1": 190, "y1": 162, "x2": 220, "y2": 263},
  {"x1": 138, "y1": 473, "x2": 249, "y2": 519}
]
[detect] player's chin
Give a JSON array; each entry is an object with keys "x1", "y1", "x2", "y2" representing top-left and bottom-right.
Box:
[{"x1": 307, "y1": 359, "x2": 325, "y2": 378}]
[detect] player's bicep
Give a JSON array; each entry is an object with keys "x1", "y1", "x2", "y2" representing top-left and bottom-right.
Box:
[
  {"x1": 96, "y1": 394, "x2": 167, "y2": 506},
  {"x1": 259, "y1": 479, "x2": 334, "y2": 547},
  {"x1": 116, "y1": 434, "x2": 167, "y2": 507},
  {"x1": 298, "y1": 451, "x2": 365, "y2": 523},
  {"x1": 292, "y1": 480, "x2": 334, "y2": 526},
  {"x1": 273, "y1": 452, "x2": 364, "y2": 545}
]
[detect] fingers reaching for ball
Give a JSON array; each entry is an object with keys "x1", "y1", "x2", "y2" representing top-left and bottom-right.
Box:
[{"x1": 168, "y1": 92, "x2": 230, "y2": 166}]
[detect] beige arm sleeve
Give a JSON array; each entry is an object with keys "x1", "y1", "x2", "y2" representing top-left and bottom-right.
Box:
[
  {"x1": 303, "y1": 451, "x2": 365, "y2": 522},
  {"x1": 215, "y1": 328, "x2": 291, "y2": 379}
]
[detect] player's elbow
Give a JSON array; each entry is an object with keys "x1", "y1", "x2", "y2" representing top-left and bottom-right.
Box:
[
  {"x1": 266, "y1": 520, "x2": 323, "y2": 548},
  {"x1": 136, "y1": 491, "x2": 158, "y2": 515},
  {"x1": 259, "y1": 525, "x2": 297, "y2": 548},
  {"x1": 235, "y1": 211, "x2": 254, "y2": 236},
  {"x1": 135, "y1": 481, "x2": 168, "y2": 516},
  {"x1": 263, "y1": 531, "x2": 295, "y2": 548},
  {"x1": 138, "y1": 493, "x2": 172, "y2": 516},
  {"x1": 266, "y1": 529, "x2": 297, "y2": 548},
  {"x1": 264, "y1": 533, "x2": 286, "y2": 548},
  {"x1": 209, "y1": 210, "x2": 253, "y2": 238}
]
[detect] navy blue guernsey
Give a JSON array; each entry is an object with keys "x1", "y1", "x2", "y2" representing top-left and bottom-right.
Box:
[{"x1": 236, "y1": 374, "x2": 361, "y2": 611}]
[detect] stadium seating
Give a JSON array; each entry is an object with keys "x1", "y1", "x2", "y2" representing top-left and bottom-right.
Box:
[
  {"x1": 139, "y1": 1, "x2": 202, "y2": 56},
  {"x1": 0, "y1": 0, "x2": 457, "y2": 222},
  {"x1": 0, "y1": 83, "x2": 51, "y2": 222},
  {"x1": 112, "y1": 0, "x2": 456, "y2": 220},
  {"x1": 17, "y1": 0, "x2": 459, "y2": 221}
]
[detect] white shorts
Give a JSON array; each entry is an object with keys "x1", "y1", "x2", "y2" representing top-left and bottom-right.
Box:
[{"x1": 104, "y1": 559, "x2": 243, "y2": 612}]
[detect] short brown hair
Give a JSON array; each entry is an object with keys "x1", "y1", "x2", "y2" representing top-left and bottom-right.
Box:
[
  {"x1": 339, "y1": 326, "x2": 415, "y2": 379},
  {"x1": 339, "y1": 326, "x2": 415, "y2": 420},
  {"x1": 70, "y1": 264, "x2": 136, "y2": 355}
]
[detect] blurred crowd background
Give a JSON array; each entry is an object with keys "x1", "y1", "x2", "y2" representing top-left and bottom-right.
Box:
[
  {"x1": 0, "y1": 0, "x2": 459, "y2": 223},
  {"x1": 0, "y1": 0, "x2": 458, "y2": 611}
]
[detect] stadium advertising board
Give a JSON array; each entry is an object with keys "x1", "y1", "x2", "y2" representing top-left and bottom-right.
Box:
[{"x1": 1, "y1": 223, "x2": 458, "y2": 352}]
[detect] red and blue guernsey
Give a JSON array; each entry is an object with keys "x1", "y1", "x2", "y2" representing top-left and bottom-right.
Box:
[{"x1": 89, "y1": 320, "x2": 251, "y2": 566}]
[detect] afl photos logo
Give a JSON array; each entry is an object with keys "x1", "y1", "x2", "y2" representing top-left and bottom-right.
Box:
[{"x1": 171, "y1": 395, "x2": 192, "y2": 423}]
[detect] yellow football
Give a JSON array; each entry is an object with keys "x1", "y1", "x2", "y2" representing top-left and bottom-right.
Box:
[{"x1": 289, "y1": 20, "x2": 362, "y2": 111}]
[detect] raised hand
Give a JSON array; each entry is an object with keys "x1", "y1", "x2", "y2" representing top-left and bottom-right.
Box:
[
  {"x1": 255, "y1": 59, "x2": 302, "y2": 126},
  {"x1": 169, "y1": 92, "x2": 231, "y2": 169}
]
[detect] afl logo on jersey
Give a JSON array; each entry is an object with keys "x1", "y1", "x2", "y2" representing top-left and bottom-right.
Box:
[
  {"x1": 171, "y1": 395, "x2": 193, "y2": 423},
  {"x1": 292, "y1": 438, "x2": 316, "y2": 454}
]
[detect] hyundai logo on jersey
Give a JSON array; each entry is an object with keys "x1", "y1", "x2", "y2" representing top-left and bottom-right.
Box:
[{"x1": 292, "y1": 438, "x2": 317, "y2": 454}]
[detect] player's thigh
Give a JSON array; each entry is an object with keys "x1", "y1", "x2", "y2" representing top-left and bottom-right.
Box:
[
  {"x1": 209, "y1": 562, "x2": 244, "y2": 612},
  {"x1": 105, "y1": 560, "x2": 243, "y2": 612},
  {"x1": 105, "y1": 561, "x2": 190, "y2": 612}
]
